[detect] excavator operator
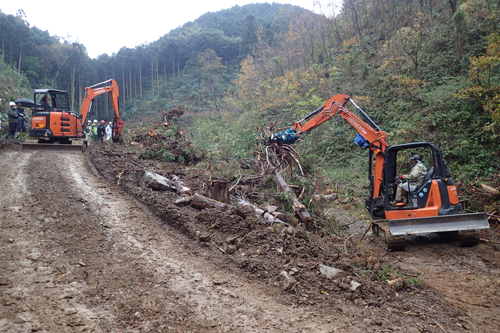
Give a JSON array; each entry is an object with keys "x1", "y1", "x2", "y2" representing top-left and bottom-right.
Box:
[{"x1": 393, "y1": 154, "x2": 427, "y2": 204}]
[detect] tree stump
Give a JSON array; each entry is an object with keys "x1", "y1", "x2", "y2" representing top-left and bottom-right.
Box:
[{"x1": 208, "y1": 178, "x2": 230, "y2": 204}]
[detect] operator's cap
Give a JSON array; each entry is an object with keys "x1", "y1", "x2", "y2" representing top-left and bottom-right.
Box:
[{"x1": 9, "y1": 101, "x2": 16, "y2": 106}]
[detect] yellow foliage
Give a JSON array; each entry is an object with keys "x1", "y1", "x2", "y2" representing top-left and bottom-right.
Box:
[{"x1": 458, "y1": 33, "x2": 500, "y2": 130}]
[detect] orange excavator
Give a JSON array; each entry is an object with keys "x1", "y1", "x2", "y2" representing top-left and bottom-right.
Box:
[
  {"x1": 22, "y1": 79, "x2": 124, "y2": 154},
  {"x1": 268, "y1": 94, "x2": 489, "y2": 250}
]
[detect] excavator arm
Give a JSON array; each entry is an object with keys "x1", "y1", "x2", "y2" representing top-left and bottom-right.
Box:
[
  {"x1": 269, "y1": 94, "x2": 388, "y2": 197},
  {"x1": 80, "y1": 79, "x2": 124, "y2": 142}
]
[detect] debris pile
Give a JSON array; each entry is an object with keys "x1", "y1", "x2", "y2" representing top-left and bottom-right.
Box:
[{"x1": 87, "y1": 143, "x2": 431, "y2": 309}]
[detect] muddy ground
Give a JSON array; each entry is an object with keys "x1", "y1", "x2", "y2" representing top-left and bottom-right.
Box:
[{"x1": 1, "y1": 141, "x2": 499, "y2": 332}]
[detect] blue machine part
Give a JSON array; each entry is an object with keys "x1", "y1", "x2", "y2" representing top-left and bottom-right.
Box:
[
  {"x1": 271, "y1": 128, "x2": 299, "y2": 145},
  {"x1": 354, "y1": 133, "x2": 370, "y2": 149}
]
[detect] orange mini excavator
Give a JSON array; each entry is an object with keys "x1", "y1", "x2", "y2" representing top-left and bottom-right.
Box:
[
  {"x1": 22, "y1": 79, "x2": 124, "y2": 154},
  {"x1": 268, "y1": 94, "x2": 489, "y2": 250}
]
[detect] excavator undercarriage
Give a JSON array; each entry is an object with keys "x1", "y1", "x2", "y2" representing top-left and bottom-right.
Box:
[{"x1": 372, "y1": 212, "x2": 488, "y2": 250}]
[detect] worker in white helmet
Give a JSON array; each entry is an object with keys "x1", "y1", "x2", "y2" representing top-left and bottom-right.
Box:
[
  {"x1": 7, "y1": 102, "x2": 19, "y2": 139},
  {"x1": 92, "y1": 119, "x2": 98, "y2": 141},
  {"x1": 105, "y1": 121, "x2": 112, "y2": 141}
]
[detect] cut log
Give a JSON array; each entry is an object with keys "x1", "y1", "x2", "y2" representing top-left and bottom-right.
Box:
[
  {"x1": 171, "y1": 174, "x2": 193, "y2": 196},
  {"x1": 235, "y1": 198, "x2": 294, "y2": 228},
  {"x1": 480, "y1": 183, "x2": 500, "y2": 195},
  {"x1": 191, "y1": 193, "x2": 226, "y2": 210},
  {"x1": 208, "y1": 178, "x2": 230, "y2": 203},
  {"x1": 143, "y1": 171, "x2": 177, "y2": 191},
  {"x1": 143, "y1": 171, "x2": 193, "y2": 196},
  {"x1": 274, "y1": 171, "x2": 313, "y2": 225}
]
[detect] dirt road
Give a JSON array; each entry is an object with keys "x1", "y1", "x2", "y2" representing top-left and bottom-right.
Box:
[
  {"x1": 1, "y1": 148, "x2": 499, "y2": 332},
  {"x1": 0, "y1": 150, "x2": 342, "y2": 332}
]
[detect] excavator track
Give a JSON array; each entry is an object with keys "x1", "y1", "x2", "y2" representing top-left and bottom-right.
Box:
[
  {"x1": 372, "y1": 221, "x2": 406, "y2": 251},
  {"x1": 457, "y1": 230, "x2": 480, "y2": 247}
]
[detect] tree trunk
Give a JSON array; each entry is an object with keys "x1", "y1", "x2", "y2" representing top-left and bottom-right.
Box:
[
  {"x1": 17, "y1": 44, "x2": 22, "y2": 73},
  {"x1": 274, "y1": 171, "x2": 313, "y2": 225},
  {"x1": 208, "y1": 178, "x2": 230, "y2": 204},
  {"x1": 71, "y1": 64, "x2": 76, "y2": 111},
  {"x1": 122, "y1": 62, "x2": 125, "y2": 106}
]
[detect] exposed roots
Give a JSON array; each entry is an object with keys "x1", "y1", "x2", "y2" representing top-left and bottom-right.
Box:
[{"x1": 258, "y1": 123, "x2": 305, "y2": 176}]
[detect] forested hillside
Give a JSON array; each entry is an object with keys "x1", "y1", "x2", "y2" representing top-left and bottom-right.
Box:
[
  {"x1": 1, "y1": 1, "x2": 499, "y2": 192},
  {"x1": 0, "y1": 4, "x2": 304, "y2": 115}
]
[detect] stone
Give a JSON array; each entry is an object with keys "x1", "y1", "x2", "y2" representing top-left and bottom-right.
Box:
[
  {"x1": 350, "y1": 281, "x2": 361, "y2": 291},
  {"x1": 387, "y1": 278, "x2": 403, "y2": 291},
  {"x1": 280, "y1": 271, "x2": 297, "y2": 290},
  {"x1": 264, "y1": 205, "x2": 278, "y2": 213},
  {"x1": 319, "y1": 264, "x2": 342, "y2": 279}
]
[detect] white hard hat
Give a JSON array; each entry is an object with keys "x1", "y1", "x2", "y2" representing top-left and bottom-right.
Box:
[
  {"x1": 9, "y1": 101, "x2": 16, "y2": 106},
  {"x1": 93, "y1": 119, "x2": 98, "y2": 123},
  {"x1": 109, "y1": 121, "x2": 112, "y2": 124},
  {"x1": 87, "y1": 119, "x2": 91, "y2": 123}
]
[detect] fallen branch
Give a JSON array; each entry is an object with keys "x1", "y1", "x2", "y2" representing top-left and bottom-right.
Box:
[
  {"x1": 171, "y1": 174, "x2": 193, "y2": 196},
  {"x1": 344, "y1": 233, "x2": 358, "y2": 254},
  {"x1": 229, "y1": 175, "x2": 243, "y2": 192},
  {"x1": 274, "y1": 171, "x2": 313, "y2": 225},
  {"x1": 235, "y1": 197, "x2": 295, "y2": 229},
  {"x1": 480, "y1": 238, "x2": 500, "y2": 244}
]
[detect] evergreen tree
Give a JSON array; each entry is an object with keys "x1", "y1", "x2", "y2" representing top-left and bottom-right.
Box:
[{"x1": 240, "y1": 15, "x2": 258, "y2": 58}]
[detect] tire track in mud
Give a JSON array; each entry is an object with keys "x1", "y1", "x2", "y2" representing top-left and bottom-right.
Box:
[{"x1": 0, "y1": 152, "x2": 104, "y2": 332}]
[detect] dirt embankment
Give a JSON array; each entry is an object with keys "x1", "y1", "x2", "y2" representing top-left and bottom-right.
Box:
[{"x1": 0, "y1": 140, "x2": 499, "y2": 332}]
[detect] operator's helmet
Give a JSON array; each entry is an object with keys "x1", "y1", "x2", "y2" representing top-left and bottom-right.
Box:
[
  {"x1": 87, "y1": 120, "x2": 91, "y2": 123},
  {"x1": 93, "y1": 119, "x2": 98, "y2": 123},
  {"x1": 100, "y1": 120, "x2": 105, "y2": 124},
  {"x1": 410, "y1": 153, "x2": 421, "y2": 161},
  {"x1": 9, "y1": 101, "x2": 16, "y2": 107}
]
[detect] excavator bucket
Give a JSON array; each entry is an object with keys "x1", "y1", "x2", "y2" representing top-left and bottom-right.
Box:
[
  {"x1": 21, "y1": 142, "x2": 86, "y2": 154},
  {"x1": 388, "y1": 212, "x2": 489, "y2": 235}
]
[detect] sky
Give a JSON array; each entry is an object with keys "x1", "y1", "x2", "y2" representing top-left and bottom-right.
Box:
[{"x1": 1, "y1": 0, "x2": 342, "y2": 59}]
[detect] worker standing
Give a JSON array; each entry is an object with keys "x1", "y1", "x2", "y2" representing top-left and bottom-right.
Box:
[
  {"x1": 7, "y1": 102, "x2": 19, "y2": 139},
  {"x1": 105, "y1": 121, "x2": 112, "y2": 141},
  {"x1": 85, "y1": 119, "x2": 93, "y2": 143},
  {"x1": 16, "y1": 103, "x2": 27, "y2": 134},
  {"x1": 92, "y1": 120, "x2": 98, "y2": 141},
  {"x1": 97, "y1": 120, "x2": 105, "y2": 142}
]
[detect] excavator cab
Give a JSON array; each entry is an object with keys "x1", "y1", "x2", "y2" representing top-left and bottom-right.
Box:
[
  {"x1": 30, "y1": 89, "x2": 81, "y2": 142},
  {"x1": 382, "y1": 143, "x2": 463, "y2": 215},
  {"x1": 367, "y1": 142, "x2": 489, "y2": 249}
]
